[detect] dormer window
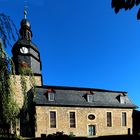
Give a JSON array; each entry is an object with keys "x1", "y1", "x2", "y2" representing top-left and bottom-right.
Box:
[
  {"x1": 48, "y1": 93, "x2": 55, "y2": 101},
  {"x1": 120, "y1": 96, "x2": 125, "y2": 104},
  {"x1": 119, "y1": 93, "x2": 126, "y2": 104},
  {"x1": 87, "y1": 95, "x2": 94, "y2": 103},
  {"x1": 47, "y1": 89, "x2": 55, "y2": 101},
  {"x1": 86, "y1": 91, "x2": 94, "y2": 103}
]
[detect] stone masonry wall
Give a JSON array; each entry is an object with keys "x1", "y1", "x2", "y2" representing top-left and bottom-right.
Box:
[
  {"x1": 10, "y1": 75, "x2": 42, "y2": 135},
  {"x1": 10, "y1": 75, "x2": 42, "y2": 108},
  {"x1": 35, "y1": 106, "x2": 133, "y2": 137}
]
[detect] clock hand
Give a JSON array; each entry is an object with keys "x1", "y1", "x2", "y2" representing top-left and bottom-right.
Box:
[
  {"x1": 20, "y1": 47, "x2": 24, "y2": 53},
  {"x1": 23, "y1": 47, "x2": 25, "y2": 52}
]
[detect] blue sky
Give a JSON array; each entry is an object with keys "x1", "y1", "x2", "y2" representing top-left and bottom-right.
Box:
[{"x1": 1, "y1": 0, "x2": 140, "y2": 110}]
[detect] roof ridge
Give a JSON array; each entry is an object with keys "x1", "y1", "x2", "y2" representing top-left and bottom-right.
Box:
[{"x1": 35, "y1": 85, "x2": 127, "y2": 93}]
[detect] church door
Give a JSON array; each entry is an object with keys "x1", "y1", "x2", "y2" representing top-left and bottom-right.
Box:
[{"x1": 88, "y1": 125, "x2": 96, "y2": 136}]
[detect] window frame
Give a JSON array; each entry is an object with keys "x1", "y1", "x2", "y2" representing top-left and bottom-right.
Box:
[
  {"x1": 121, "y1": 112, "x2": 127, "y2": 127},
  {"x1": 69, "y1": 111, "x2": 76, "y2": 128},
  {"x1": 120, "y1": 96, "x2": 126, "y2": 104},
  {"x1": 49, "y1": 111, "x2": 57, "y2": 128},
  {"x1": 88, "y1": 124, "x2": 96, "y2": 136},
  {"x1": 87, "y1": 114, "x2": 96, "y2": 121},
  {"x1": 106, "y1": 112, "x2": 112, "y2": 127},
  {"x1": 87, "y1": 94, "x2": 94, "y2": 103},
  {"x1": 48, "y1": 92, "x2": 55, "y2": 101}
]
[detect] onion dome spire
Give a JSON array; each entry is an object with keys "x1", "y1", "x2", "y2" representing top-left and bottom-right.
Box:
[{"x1": 19, "y1": 9, "x2": 32, "y2": 40}]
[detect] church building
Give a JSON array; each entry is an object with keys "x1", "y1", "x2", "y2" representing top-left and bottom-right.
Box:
[{"x1": 9, "y1": 11, "x2": 137, "y2": 138}]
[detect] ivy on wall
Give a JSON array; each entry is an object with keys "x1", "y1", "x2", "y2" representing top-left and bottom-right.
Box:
[
  {"x1": 0, "y1": 13, "x2": 36, "y2": 135},
  {"x1": 0, "y1": 44, "x2": 19, "y2": 127}
]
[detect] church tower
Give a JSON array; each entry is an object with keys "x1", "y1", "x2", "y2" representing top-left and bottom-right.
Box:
[{"x1": 12, "y1": 10, "x2": 42, "y2": 76}]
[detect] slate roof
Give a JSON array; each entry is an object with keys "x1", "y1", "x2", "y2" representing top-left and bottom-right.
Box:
[
  {"x1": 12, "y1": 39, "x2": 38, "y2": 53},
  {"x1": 34, "y1": 85, "x2": 137, "y2": 108}
]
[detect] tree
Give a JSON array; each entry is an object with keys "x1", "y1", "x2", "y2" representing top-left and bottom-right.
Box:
[
  {"x1": 0, "y1": 43, "x2": 19, "y2": 136},
  {"x1": 0, "y1": 12, "x2": 36, "y2": 136},
  {"x1": 111, "y1": 0, "x2": 140, "y2": 19},
  {"x1": 0, "y1": 13, "x2": 19, "y2": 135},
  {"x1": 0, "y1": 13, "x2": 19, "y2": 48}
]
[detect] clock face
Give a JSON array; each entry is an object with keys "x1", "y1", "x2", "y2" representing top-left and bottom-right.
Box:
[{"x1": 20, "y1": 47, "x2": 28, "y2": 54}]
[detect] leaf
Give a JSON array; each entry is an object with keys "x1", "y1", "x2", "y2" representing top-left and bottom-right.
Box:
[
  {"x1": 120, "y1": 0, "x2": 126, "y2": 9},
  {"x1": 0, "y1": 13, "x2": 19, "y2": 48},
  {"x1": 129, "y1": 0, "x2": 135, "y2": 9},
  {"x1": 137, "y1": 8, "x2": 140, "y2": 19},
  {"x1": 125, "y1": 0, "x2": 131, "y2": 10},
  {"x1": 136, "y1": 0, "x2": 140, "y2": 6},
  {"x1": 115, "y1": 7, "x2": 120, "y2": 14},
  {"x1": 111, "y1": 0, "x2": 118, "y2": 8}
]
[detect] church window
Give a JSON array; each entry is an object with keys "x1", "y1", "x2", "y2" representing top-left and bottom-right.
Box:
[
  {"x1": 48, "y1": 93, "x2": 55, "y2": 101},
  {"x1": 107, "y1": 112, "x2": 112, "y2": 127},
  {"x1": 47, "y1": 89, "x2": 55, "y2": 101},
  {"x1": 120, "y1": 93, "x2": 126, "y2": 104},
  {"x1": 120, "y1": 96, "x2": 126, "y2": 104},
  {"x1": 86, "y1": 91, "x2": 94, "y2": 103},
  {"x1": 88, "y1": 114, "x2": 95, "y2": 120},
  {"x1": 122, "y1": 112, "x2": 127, "y2": 126},
  {"x1": 69, "y1": 112, "x2": 76, "y2": 128},
  {"x1": 87, "y1": 94, "x2": 94, "y2": 103},
  {"x1": 50, "y1": 111, "x2": 56, "y2": 128}
]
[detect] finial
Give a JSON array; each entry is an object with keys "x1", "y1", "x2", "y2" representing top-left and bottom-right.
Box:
[
  {"x1": 24, "y1": 8, "x2": 27, "y2": 19},
  {"x1": 24, "y1": 0, "x2": 28, "y2": 19}
]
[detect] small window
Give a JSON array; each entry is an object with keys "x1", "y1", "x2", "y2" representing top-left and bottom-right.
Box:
[
  {"x1": 122, "y1": 112, "x2": 127, "y2": 126},
  {"x1": 87, "y1": 95, "x2": 94, "y2": 103},
  {"x1": 120, "y1": 96, "x2": 126, "y2": 104},
  {"x1": 107, "y1": 112, "x2": 112, "y2": 127},
  {"x1": 88, "y1": 114, "x2": 95, "y2": 120},
  {"x1": 28, "y1": 32, "x2": 31, "y2": 40},
  {"x1": 70, "y1": 112, "x2": 76, "y2": 128},
  {"x1": 48, "y1": 93, "x2": 54, "y2": 101},
  {"x1": 119, "y1": 93, "x2": 126, "y2": 104},
  {"x1": 47, "y1": 89, "x2": 55, "y2": 101},
  {"x1": 50, "y1": 111, "x2": 56, "y2": 128}
]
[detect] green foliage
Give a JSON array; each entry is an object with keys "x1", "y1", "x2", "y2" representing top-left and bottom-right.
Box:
[
  {"x1": 0, "y1": 14, "x2": 18, "y2": 125},
  {"x1": 0, "y1": 46, "x2": 36, "y2": 133},
  {"x1": 0, "y1": 13, "x2": 36, "y2": 136},
  {"x1": 0, "y1": 13, "x2": 19, "y2": 48},
  {"x1": 19, "y1": 66, "x2": 36, "y2": 111},
  {"x1": 0, "y1": 50, "x2": 20, "y2": 126},
  {"x1": 111, "y1": 0, "x2": 140, "y2": 19}
]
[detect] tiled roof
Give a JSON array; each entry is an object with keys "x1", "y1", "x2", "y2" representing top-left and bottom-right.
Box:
[{"x1": 33, "y1": 85, "x2": 137, "y2": 108}]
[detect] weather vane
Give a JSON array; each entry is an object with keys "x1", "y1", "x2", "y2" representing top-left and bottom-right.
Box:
[{"x1": 24, "y1": 0, "x2": 28, "y2": 19}]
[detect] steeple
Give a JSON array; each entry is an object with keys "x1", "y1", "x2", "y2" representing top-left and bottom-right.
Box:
[
  {"x1": 12, "y1": 9, "x2": 42, "y2": 76},
  {"x1": 19, "y1": 9, "x2": 32, "y2": 40}
]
